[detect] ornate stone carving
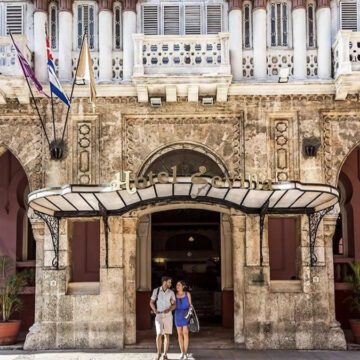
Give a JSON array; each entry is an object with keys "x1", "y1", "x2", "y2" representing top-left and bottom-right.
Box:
[
  {"x1": 123, "y1": 114, "x2": 243, "y2": 177},
  {"x1": 322, "y1": 116, "x2": 332, "y2": 185},
  {"x1": 98, "y1": 0, "x2": 113, "y2": 11},
  {"x1": 272, "y1": 119, "x2": 291, "y2": 181},
  {"x1": 122, "y1": 0, "x2": 136, "y2": 12},
  {"x1": 292, "y1": 0, "x2": 306, "y2": 9},
  {"x1": 317, "y1": 0, "x2": 330, "y2": 8},
  {"x1": 72, "y1": 116, "x2": 99, "y2": 184},
  {"x1": 253, "y1": 0, "x2": 267, "y2": 9},
  {"x1": 229, "y1": 0, "x2": 242, "y2": 11}
]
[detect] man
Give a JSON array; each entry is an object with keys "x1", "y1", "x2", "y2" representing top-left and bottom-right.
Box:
[{"x1": 150, "y1": 276, "x2": 176, "y2": 360}]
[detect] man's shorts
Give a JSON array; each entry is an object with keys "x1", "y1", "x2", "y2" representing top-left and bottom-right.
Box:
[{"x1": 155, "y1": 313, "x2": 173, "y2": 335}]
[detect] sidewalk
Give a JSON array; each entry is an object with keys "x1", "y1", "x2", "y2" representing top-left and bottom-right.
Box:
[{"x1": 0, "y1": 349, "x2": 359, "y2": 360}]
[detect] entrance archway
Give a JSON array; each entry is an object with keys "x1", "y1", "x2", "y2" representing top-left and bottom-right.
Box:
[
  {"x1": 333, "y1": 145, "x2": 360, "y2": 339},
  {"x1": 0, "y1": 149, "x2": 36, "y2": 335}
]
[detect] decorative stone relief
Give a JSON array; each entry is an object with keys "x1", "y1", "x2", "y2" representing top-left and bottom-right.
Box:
[
  {"x1": 72, "y1": 115, "x2": 99, "y2": 184},
  {"x1": 122, "y1": 114, "x2": 243, "y2": 177}
]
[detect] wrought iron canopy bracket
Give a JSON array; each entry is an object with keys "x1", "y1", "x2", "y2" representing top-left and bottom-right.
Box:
[
  {"x1": 259, "y1": 200, "x2": 270, "y2": 268},
  {"x1": 98, "y1": 202, "x2": 110, "y2": 268},
  {"x1": 34, "y1": 210, "x2": 60, "y2": 269},
  {"x1": 307, "y1": 206, "x2": 333, "y2": 267}
]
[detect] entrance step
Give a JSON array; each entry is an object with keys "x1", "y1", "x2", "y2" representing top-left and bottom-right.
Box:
[{"x1": 130, "y1": 327, "x2": 245, "y2": 350}]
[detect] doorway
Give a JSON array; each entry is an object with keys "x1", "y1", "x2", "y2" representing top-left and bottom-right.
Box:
[{"x1": 152, "y1": 209, "x2": 222, "y2": 326}]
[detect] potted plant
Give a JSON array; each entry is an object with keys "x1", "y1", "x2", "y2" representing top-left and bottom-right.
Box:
[
  {"x1": 0, "y1": 256, "x2": 30, "y2": 345},
  {"x1": 345, "y1": 260, "x2": 360, "y2": 344}
]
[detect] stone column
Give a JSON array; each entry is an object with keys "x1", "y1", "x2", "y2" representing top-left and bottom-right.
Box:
[
  {"x1": 231, "y1": 213, "x2": 246, "y2": 344},
  {"x1": 253, "y1": 0, "x2": 267, "y2": 79},
  {"x1": 228, "y1": 0, "x2": 243, "y2": 81},
  {"x1": 317, "y1": 0, "x2": 332, "y2": 79},
  {"x1": 58, "y1": 0, "x2": 73, "y2": 81},
  {"x1": 122, "y1": 0, "x2": 137, "y2": 81},
  {"x1": 123, "y1": 215, "x2": 138, "y2": 345},
  {"x1": 33, "y1": 0, "x2": 48, "y2": 83},
  {"x1": 330, "y1": 0, "x2": 338, "y2": 45},
  {"x1": 292, "y1": 0, "x2": 307, "y2": 79},
  {"x1": 98, "y1": 0, "x2": 113, "y2": 82}
]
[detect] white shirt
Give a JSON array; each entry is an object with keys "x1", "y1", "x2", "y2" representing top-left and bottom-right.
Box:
[{"x1": 151, "y1": 287, "x2": 175, "y2": 313}]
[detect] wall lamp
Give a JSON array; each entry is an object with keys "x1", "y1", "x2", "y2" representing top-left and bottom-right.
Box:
[{"x1": 303, "y1": 137, "x2": 321, "y2": 158}]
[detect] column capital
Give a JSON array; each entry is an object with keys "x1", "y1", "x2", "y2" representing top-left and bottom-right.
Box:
[
  {"x1": 122, "y1": 0, "x2": 137, "y2": 12},
  {"x1": 99, "y1": 0, "x2": 114, "y2": 11},
  {"x1": 228, "y1": 0, "x2": 242, "y2": 11},
  {"x1": 292, "y1": 0, "x2": 306, "y2": 10},
  {"x1": 253, "y1": 0, "x2": 267, "y2": 10},
  {"x1": 59, "y1": 0, "x2": 72, "y2": 12},
  {"x1": 33, "y1": 0, "x2": 48, "y2": 12},
  {"x1": 317, "y1": 0, "x2": 330, "y2": 8}
]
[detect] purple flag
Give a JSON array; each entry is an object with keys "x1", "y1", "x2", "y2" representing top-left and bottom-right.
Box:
[{"x1": 11, "y1": 36, "x2": 49, "y2": 98}]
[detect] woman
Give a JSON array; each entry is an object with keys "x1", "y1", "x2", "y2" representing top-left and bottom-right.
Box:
[{"x1": 174, "y1": 280, "x2": 192, "y2": 360}]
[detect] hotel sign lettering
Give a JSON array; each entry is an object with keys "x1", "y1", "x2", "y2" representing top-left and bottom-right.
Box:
[{"x1": 110, "y1": 166, "x2": 273, "y2": 194}]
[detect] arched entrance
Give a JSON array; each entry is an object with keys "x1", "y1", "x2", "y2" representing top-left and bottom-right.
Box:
[
  {"x1": 135, "y1": 146, "x2": 236, "y2": 345},
  {"x1": 333, "y1": 145, "x2": 360, "y2": 340},
  {"x1": 0, "y1": 149, "x2": 36, "y2": 335}
]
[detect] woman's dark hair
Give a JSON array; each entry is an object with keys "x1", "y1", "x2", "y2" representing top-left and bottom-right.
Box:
[{"x1": 177, "y1": 280, "x2": 187, "y2": 289}]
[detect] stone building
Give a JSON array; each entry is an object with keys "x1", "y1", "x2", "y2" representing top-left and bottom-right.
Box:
[{"x1": 0, "y1": 0, "x2": 359, "y2": 351}]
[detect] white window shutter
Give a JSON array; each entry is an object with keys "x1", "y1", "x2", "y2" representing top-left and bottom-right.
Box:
[
  {"x1": 340, "y1": 1, "x2": 358, "y2": 31},
  {"x1": 206, "y1": 4, "x2": 222, "y2": 34},
  {"x1": 163, "y1": 5, "x2": 180, "y2": 35},
  {"x1": 143, "y1": 5, "x2": 159, "y2": 35},
  {"x1": 5, "y1": 4, "x2": 24, "y2": 35},
  {"x1": 185, "y1": 5, "x2": 201, "y2": 35}
]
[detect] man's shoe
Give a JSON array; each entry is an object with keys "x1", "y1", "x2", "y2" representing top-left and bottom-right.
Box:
[
  {"x1": 154, "y1": 354, "x2": 161, "y2": 360},
  {"x1": 162, "y1": 354, "x2": 168, "y2": 360},
  {"x1": 179, "y1": 353, "x2": 185, "y2": 360}
]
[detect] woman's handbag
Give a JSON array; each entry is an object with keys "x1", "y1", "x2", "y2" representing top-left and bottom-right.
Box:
[{"x1": 186, "y1": 306, "x2": 200, "y2": 333}]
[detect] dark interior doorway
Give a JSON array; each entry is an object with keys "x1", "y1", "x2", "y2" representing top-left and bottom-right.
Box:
[{"x1": 151, "y1": 209, "x2": 222, "y2": 325}]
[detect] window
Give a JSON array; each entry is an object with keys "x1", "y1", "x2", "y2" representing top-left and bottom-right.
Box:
[
  {"x1": 143, "y1": 5, "x2": 159, "y2": 35},
  {"x1": 76, "y1": 2, "x2": 97, "y2": 50},
  {"x1": 141, "y1": 2, "x2": 223, "y2": 36},
  {"x1": 268, "y1": 217, "x2": 299, "y2": 281},
  {"x1": 306, "y1": 2, "x2": 315, "y2": 48},
  {"x1": 0, "y1": 3, "x2": 24, "y2": 35},
  {"x1": 113, "y1": 2, "x2": 122, "y2": 49},
  {"x1": 340, "y1": 0, "x2": 359, "y2": 31},
  {"x1": 71, "y1": 220, "x2": 100, "y2": 282},
  {"x1": 49, "y1": 2, "x2": 59, "y2": 50},
  {"x1": 243, "y1": 1, "x2": 252, "y2": 48},
  {"x1": 269, "y1": 1, "x2": 289, "y2": 47},
  {"x1": 163, "y1": 5, "x2": 180, "y2": 35}
]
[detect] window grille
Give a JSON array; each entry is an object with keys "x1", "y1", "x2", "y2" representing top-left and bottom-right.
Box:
[
  {"x1": 114, "y1": 2, "x2": 122, "y2": 49},
  {"x1": 243, "y1": 2, "x2": 252, "y2": 48},
  {"x1": 307, "y1": 2, "x2": 315, "y2": 48},
  {"x1": 49, "y1": 3, "x2": 58, "y2": 50},
  {"x1": 270, "y1": 1, "x2": 288, "y2": 47},
  {"x1": 77, "y1": 3, "x2": 96, "y2": 49}
]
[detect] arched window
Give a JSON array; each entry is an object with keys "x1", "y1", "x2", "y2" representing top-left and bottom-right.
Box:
[
  {"x1": 113, "y1": 1, "x2": 122, "y2": 50},
  {"x1": 74, "y1": 1, "x2": 98, "y2": 50},
  {"x1": 243, "y1": 1, "x2": 252, "y2": 48},
  {"x1": 268, "y1": 0, "x2": 290, "y2": 47},
  {"x1": 49, "y1": 2, "x2": 59, "y2": 50},
  {"x1": 306, "y1": 1, "x2": 316, "y2": 48}
]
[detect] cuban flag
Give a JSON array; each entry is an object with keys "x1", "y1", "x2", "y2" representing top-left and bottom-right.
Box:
[{"x1": 46, "y1": 36, "x2": 70, "y2": 107}]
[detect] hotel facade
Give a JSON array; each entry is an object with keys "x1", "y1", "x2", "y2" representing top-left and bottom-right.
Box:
[{"x1": 0, "y1": 0, "x2": 360, "y2": 350}]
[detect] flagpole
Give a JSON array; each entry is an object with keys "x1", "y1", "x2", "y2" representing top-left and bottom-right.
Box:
[
  {"x1": 9, "y1": 32, "x2": 51, "y2": 147},
  {"x1": 45, "y1": 25, "x2": 57, "y2": 143},
  {"x1": 60, "y1": 32, "x2": 87, "y2": 142}
]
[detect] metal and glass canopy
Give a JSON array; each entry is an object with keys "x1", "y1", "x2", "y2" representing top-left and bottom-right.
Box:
[{"x1": 28, "y1": 178, "x2": 339, "y2": 217}]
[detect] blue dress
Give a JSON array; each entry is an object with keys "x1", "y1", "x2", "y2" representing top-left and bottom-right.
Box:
[{"x1": 174, "y1": 292, "x2": 190, "y2": 327}]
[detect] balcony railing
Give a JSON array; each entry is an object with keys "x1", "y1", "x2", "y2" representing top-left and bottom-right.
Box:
[
  {"x1": 333, "y1": 30, "x2": 360, "y2": 78},
  {"x1": 133, "y1": 33, "x2": 231, "y2": 76},
  {"x1": 0, "y1": 35, "x2": 32, "y2": 76}
]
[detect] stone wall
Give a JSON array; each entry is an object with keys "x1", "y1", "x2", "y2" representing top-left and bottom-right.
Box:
[{"x1": 1, "y1": 93, "x2": 360, "y2": 349}]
